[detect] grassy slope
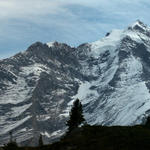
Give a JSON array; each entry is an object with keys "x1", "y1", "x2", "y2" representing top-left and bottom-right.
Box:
[
  {"x1": 3, "y1": 125, "x2": 150, "y2": 150},
  {"x1": 49, "y1": 125, "x2": 150, "y2": 150}
]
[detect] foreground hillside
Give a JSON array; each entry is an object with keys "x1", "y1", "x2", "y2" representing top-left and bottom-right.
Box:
[
  {"x1": 3, "y1": 125, "x2": 150, "y2": 150},
  {"x1": 48, "y1": 125, "x2": 150, "y2": 150}
]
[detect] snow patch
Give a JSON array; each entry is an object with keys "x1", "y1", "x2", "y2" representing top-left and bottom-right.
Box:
[
  {"x1": 21, "y1": 63, "x2": 49, "y2": 77},
  {"x1": 47, "y1": 42, "x2": 54, "y2": 48},
  {"x1": 0, "y1": 116, "x2": 31, "y2": 135},
  {"x1": 10, "y1": 103, "x2": 32, "y2": 118},
  {"x1": 90, "y1": 29, "x2": 123, "y2": 58},
  {"x1": 42, "y1": 130, "x2": 63, "y2": 138},
  {"x1": 72, "y1": 81, "x2": 99, "y2": 105},
  {"x1": 0, "y1": 76, "x2": 33, "y2": 104}
]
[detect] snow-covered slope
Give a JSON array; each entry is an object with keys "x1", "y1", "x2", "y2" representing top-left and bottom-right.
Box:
[
  {"x1": 1, "y1": 20, "x2": 150, "y2": 145},
  {"x1": 76, "y1": 20, "x2": 150, "y2": 126}
]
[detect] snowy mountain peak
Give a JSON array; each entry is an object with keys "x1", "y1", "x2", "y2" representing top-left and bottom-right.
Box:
[
  {"x1": 2, "y1": 21, "x2": 150, "y2": 145},
  {"x1": 131, "y1": 20, "x2": 146, "y2": 28},
  {"x1": 47, "y1": 41, "x2": 55, "y2": 48},
  {"x1": 128, "y1": 20, "x2": 150, "y2": 34},
  {"x1": 90, "y1": 20, "x2": 150, "y2": 56}
]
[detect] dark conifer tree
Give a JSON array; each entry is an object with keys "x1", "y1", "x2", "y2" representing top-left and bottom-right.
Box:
[
  {"x1": 3, "y1": 131, "x2": 18, "y2": 150},
  {"x1": 145, "y1": 116, "x2": 150, "y2": 126},
  {"x1": 38, "y1": 134, "x2": 43, "y2": 147},
  {"x1": 66, "y1": 98, "x2": 85, "y2": 132}
]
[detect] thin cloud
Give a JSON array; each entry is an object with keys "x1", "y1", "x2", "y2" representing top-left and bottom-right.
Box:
[
  {"x1": 0, "y1": 0, "x2": 66, "y2": 20},
  {"x1": 0, "y1": 0, "x2": 150, "y2": 58}
]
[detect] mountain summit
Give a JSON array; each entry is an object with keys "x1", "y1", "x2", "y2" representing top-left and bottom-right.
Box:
[{"x1": 1, "y1": 20, "x2": 150, "y2": 145}]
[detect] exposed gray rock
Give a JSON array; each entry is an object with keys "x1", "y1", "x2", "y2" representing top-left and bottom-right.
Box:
[{"x1": 1, "y1": 20, "x2": 150, "y2": 146}]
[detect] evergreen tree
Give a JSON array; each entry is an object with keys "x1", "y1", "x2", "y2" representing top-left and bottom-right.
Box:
[
  {"x1": 66, "y1": 98, "x2": 85, "y2": 132},
  {"x1": 9, "y1": 131, "x2": 13, "y2": 143},
  {"x1": 3, "y1": 132, "x2": 18, "y2": 150},
  {"x1": 145, "y1": 116, "x2": 150, "y2": 126},
  {"x1": 38, "y1": 134, "x2": 43, "y2": 147}
]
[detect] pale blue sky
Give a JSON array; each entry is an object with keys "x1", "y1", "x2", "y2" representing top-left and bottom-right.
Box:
[{"x1": 0, "y1": 0, "x2": 150, "y2": 59}]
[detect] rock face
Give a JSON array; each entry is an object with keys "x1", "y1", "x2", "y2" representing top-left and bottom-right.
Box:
[{"x1": 1, "y1": 20, "x2": 150, "y2": 145}]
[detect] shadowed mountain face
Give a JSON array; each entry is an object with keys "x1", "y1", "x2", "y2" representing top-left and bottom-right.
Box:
[{"x1": 1, "y1": 20, "x2": 150, "y2": 145}]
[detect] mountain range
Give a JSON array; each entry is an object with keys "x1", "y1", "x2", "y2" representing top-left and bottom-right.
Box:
[{"x1": 1, "y1": 20, "x2": 150, "y2": 145}]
